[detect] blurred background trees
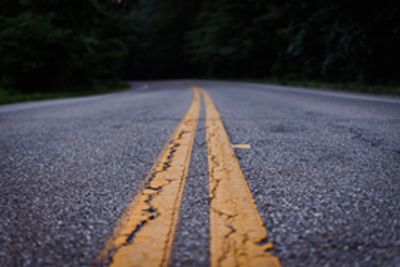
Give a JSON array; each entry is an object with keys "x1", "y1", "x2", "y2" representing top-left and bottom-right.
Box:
[
  {"x1": 1, "y1": 0, "x2": 399, "y2": 93},
  {"x1": 0, "y1": 0, "x2": 132, "y2": 92}
]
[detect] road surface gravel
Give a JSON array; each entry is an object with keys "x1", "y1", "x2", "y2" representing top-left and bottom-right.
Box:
[{"x1": 1, "y1": 80, "x2": 399, "y2": 266}]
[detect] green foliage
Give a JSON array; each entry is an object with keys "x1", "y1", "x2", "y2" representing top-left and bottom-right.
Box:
[
  {"x1": 0, "y1": 0, "x2": 131, "y2": 92},
  {"x1": 186, "y1": 0, "x2": 286, "y2": 77},
  {"x1": 126, "y1": 0, "x2": 201, "y2": 78},
  {"x1": 0, "y1": 12, "x2": 69, "y2": 91},
  {"x1": 1, "y1": 0, "x2": 399, "y2": 96},
  {"x1": 185, "y1": 0, "x2": 400, "y2": 84}
]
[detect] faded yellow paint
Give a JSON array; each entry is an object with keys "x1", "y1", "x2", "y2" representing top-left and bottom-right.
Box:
[
  {"x1": 202, "y1": 89, "x2": 280, "y2": 267},
  {"x1": 97, "y1": 88, "x2": 201, "y2": 267},
  {"x1": 232, "y1": 144, "x2": 252, "y2": 150}
]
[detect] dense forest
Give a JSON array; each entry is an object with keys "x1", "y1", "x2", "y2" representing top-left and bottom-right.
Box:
[{"x1": 1, "y1": 0, "x2": 399, "y2": 94}]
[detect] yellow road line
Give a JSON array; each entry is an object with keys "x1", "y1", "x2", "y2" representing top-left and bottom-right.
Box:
[
  {"x1": 97, "y1": 88, "x2": 201, "y2": 267},
  {"x1": 202, "y1": 89, "x2": 280, "y2": 267}
]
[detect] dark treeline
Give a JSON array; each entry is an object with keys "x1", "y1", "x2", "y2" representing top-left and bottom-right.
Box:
[{"x1": 1, "y1": 0, "x2": 399, "y2": 93}]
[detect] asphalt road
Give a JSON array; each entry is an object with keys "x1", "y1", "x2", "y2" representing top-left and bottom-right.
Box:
[{"x1": 1, "y1": 81, "x2": 399, "y2": 267}]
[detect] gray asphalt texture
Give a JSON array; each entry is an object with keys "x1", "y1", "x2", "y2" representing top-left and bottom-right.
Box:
[
  {"x1": 172, "y1": 100, "x2": 209, "y2": 267},
  {"x1": 1, "y1": 81, "x2": 399, "y2": 267}
]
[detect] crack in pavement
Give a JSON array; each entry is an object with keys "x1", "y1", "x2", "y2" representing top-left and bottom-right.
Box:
[
  {"x1": 124, "y1": 139, "x2": 182, "y2": 246},
  {"x1": 96, "y1": 89, "x2": 201, "y2": 267},
  {"x1": 202, "y1": 88, "x2": 281, "y2": 267}
]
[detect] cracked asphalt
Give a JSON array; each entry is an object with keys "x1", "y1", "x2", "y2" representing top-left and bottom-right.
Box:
[{"x1": 1, "y1": 80, "x2": 400, "y2": 266}]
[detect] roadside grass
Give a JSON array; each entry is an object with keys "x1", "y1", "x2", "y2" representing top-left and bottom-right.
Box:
[
  {"x1": 0, "y1": 83, "x2": 129, "y2": 105},
  {"x1": 254, "y1": 79, "x2": 400, "y2": 96}
]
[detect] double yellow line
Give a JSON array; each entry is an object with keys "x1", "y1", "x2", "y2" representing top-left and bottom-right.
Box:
[{"x1": 97, "y1": 88, "x2": 280, "y2": 267}]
